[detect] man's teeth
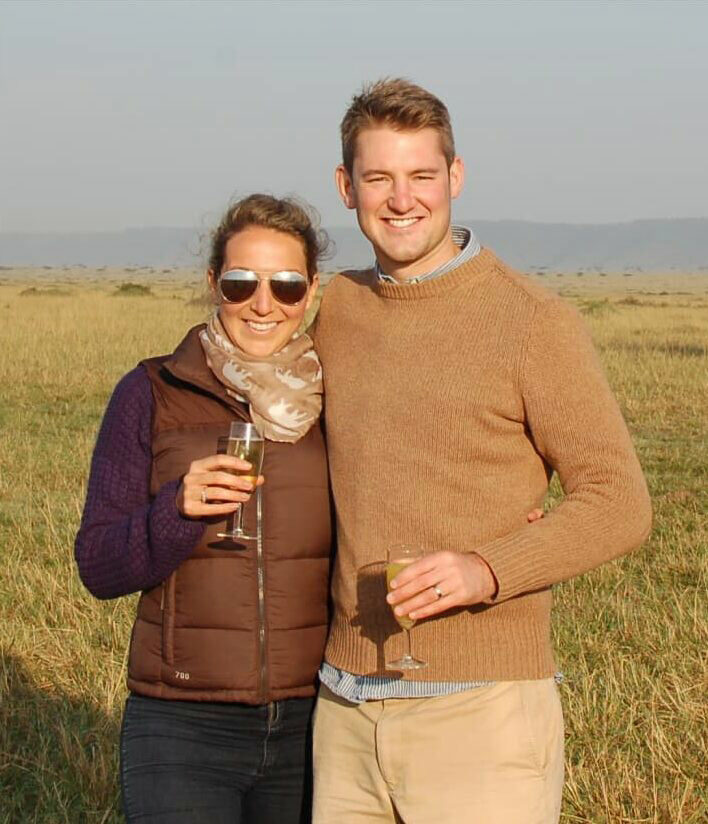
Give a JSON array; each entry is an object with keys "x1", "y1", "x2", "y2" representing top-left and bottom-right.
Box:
[
  {"x1": 387, "y1": 218, "x2": 419, "y2": 228},
  {"x1": 247, "y1": 321, "x2": 277, "y2": 332}
]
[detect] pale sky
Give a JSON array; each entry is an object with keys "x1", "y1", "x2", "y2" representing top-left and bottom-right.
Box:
[{"x1": 1, "y1": 0, "x2": 706, "y2": 233}]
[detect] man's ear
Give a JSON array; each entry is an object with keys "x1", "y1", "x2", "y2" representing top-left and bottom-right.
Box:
[
  {"x1": 335, "y1": 165, "x2": 356, "y2": 209},
  {"x1": 449, "y1": 156, "x2": 465, "y2": 200}
]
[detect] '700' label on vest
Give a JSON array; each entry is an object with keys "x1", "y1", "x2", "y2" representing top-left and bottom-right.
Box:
[{"x1": 174, "y1": 670, "x2": 190, "y2": 680}]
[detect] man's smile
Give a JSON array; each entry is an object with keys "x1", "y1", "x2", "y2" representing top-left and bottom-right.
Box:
[{"x1": 381, "y1": 217, "x2": 424, "y2": 229}]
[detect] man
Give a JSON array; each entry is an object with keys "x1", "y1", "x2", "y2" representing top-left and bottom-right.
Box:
[{"x1": 312, "y1": 78, "x2": 652, "y2": 823}]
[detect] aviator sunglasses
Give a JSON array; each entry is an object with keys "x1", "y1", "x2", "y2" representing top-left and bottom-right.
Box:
[{"x1": 219, "y1": 268, "x2": 309, "y2": 306}]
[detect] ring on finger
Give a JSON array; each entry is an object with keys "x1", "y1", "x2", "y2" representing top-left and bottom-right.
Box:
[
  {"x1": 433, "y1": 585, "x2": 444, "y2": 599},
  {"x1": 200, "y1": 487, "x2": 208, "y2": 504}
]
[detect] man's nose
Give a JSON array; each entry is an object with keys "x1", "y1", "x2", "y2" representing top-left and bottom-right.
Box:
[
  {"x1": 251, "y1": 279, "x2": 274, "y2": 315},
  {"x1": 388, "y1": 180, "x2": 415, "y2": 213}
]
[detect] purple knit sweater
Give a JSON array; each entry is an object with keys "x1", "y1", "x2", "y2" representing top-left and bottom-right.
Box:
[{"x1": 74, "y1": 365, "x2": 205, "y2": 599}]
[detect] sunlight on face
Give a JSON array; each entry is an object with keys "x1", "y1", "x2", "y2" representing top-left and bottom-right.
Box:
[
  {"x1": 336, "y1": 127, "x2": 464, "y2": 280},
  {"x1": 208, "y1": 226, "x2": 318, "y2": 357}
]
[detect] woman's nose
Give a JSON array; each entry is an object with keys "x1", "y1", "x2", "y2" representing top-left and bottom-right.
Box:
[{"x1": 252, "y1": 279, "x2": 274, "y2": 315}]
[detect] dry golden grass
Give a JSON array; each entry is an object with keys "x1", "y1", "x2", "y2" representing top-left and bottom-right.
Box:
[{"x1": 0, "y1": 268, "x2": 706, "y2": 822}]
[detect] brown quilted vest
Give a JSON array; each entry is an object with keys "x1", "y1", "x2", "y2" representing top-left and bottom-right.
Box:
[{"x1": 126, "y1": 326, "x2": 332, "y2": 704}]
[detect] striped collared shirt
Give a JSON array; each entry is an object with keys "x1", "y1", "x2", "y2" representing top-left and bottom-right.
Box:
[
  {"x1": 319, "y1": 661, "x2": 494, "y2": 704},
  {"x1": 376, "y1": 225, "x2": 480, "y2": 284}
]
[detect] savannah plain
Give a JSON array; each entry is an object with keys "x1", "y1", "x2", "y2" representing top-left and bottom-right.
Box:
[{"x1": 0, "y1": 265, "x2": 706, "y2": 822}]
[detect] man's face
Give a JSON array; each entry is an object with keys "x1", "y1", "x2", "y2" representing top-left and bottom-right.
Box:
[{"x1": 336, "y1": 126, "x2": 464, "y2": 279}]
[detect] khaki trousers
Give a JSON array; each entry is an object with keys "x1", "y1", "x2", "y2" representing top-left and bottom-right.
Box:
[{"x1": 313, "y1": 680, "x2": 564, "y2": 824}]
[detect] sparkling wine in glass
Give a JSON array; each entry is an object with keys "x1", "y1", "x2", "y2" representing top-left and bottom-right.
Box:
[
  {"x1": 217, "y1": 422, "x2": 264, "y2": 541},
  {"x1": 385, "y1": 544, "x2": 427, "y2": 670}
]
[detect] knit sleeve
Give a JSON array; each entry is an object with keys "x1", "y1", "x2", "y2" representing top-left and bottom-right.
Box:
[
  {"x1": 74, "y1": 365, "x2": 205, "y2": 599},
  {"x1": 475, "y1": 298, "x2": 652, "y2": 602}
]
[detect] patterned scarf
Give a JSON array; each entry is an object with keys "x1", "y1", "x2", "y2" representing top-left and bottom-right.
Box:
[{"x1": 199, "y1": 312, "x2": 323, "y2": 443}]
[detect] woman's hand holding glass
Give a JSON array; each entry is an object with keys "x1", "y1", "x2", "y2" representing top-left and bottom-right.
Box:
[{"x1": 176, "y1": 454, "x2": 264, "y2": 519}]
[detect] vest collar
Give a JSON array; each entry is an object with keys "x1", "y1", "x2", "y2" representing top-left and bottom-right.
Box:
[{"x1": 162, "y1": 324, "x2": 250, "y2": 419}]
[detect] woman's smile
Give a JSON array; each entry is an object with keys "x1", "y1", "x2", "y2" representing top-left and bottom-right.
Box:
[{"x1": 209, "y1": 225, "x2": 319, "y2": 358}]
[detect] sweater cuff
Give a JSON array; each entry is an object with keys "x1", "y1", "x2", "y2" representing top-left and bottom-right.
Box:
[
  {"x1": 150, "y1": 479, "x2": 205, "y2": 561},
  {"x1": 474, "y1": 528, "x2": 551, "y2": 604}
]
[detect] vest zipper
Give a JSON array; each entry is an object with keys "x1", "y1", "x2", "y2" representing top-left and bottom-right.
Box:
[
  {"x1": 256, "y1": 485, "x2": 267, "y2": 701},
  {"x1": 160, "y1": 573, "x2": 176, "y2": 665}
]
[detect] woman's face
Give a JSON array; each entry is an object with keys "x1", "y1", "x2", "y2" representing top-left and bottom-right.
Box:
[{"x1": 208, "y1": 226, "x2": 319, "y2": 358}]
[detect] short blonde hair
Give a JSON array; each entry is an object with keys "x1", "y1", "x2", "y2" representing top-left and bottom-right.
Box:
[{"x1": 340, "y1": 78, "x2": 456, "y2": 174}]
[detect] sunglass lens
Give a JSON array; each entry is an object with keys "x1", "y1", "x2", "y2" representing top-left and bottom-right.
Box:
[
  {"x1": 270, "y1": 278, "x2": 308, "y2": 305},
  {"x1": 220, "y1": 278, "x2": 258, "y2": 303}
]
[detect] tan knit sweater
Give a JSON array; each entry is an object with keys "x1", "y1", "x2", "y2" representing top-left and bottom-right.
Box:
[{"x1": 314, "y1": 248, "x2": 652, "y2": 681}]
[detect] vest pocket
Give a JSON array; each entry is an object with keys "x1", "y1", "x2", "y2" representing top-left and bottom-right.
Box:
[{"x1": 161, "y1": 572, "x2": 177, "y2": 665}]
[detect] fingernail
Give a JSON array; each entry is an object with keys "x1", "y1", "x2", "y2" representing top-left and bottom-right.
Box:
[{"x1": 386, "y1": 594, "x2": 393, "y2": 603}]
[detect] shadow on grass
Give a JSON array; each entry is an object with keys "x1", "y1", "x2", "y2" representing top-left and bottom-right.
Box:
[
  {"x1": 602, "y1": 340, "x2": 707, "y2": 358},
  {"x1": 0, "y1": 652, "x2": 122, "y2": 824}
]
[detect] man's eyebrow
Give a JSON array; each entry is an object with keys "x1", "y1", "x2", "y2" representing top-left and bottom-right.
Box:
[{"x1": 360, "y1": 167, "x2": 441, "y2": 176}]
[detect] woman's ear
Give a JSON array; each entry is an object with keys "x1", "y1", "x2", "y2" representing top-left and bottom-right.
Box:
[
  {"x1": 206, "y1": 270, "x2": 219, "y2": 302},
  {"x1": 305, "y1": 273, "x2": 320, "y2": 311}
]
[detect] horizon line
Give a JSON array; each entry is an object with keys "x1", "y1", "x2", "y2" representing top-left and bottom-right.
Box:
[{"x1": 2, "y1": 216, "x2": 708, "y2": 236}]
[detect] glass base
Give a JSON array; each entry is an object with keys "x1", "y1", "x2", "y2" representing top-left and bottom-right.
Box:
[
  {"x1": 385, "y1": 655, "x2": 427, "y2": 670},
  {"x1": 216, "y1": 530, "x2": 257, "y2": 541}
]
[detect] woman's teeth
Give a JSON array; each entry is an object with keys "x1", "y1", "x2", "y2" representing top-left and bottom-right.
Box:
[{"x1": 247, "y1": 321, "x2": 277, "y2": 332}]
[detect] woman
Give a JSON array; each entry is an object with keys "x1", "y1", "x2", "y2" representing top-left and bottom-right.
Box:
[{"x1": 75, "y1": 194, "x2": 331, "y2": 824}]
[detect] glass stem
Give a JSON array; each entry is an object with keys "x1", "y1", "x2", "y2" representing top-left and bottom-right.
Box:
[
  {"x1": 404, "y1": 628, "x2": 413, "y2": 660},
  {"x1": 235, "y1": 502, "x2": 244, "y2": 535}
]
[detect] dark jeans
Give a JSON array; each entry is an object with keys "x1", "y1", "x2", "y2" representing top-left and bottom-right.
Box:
[{"x1": 120, "y1": 693, "x2": 314, "y2": 824}]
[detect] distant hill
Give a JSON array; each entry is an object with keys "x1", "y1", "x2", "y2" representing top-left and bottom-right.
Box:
[
  {"x1": 470, "y1": 218, "x2": 708, "y2": 271},
  {"x1": 1, "y1": 219, "x2": 706, "y2": 272},
  {"x1": 0, "y1": 227, "x2": 203, "y2": 270}
]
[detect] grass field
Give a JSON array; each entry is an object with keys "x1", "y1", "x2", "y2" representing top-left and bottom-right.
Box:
[{"x1": 0, "y1": 267, "x2": 706, "y2": 822}]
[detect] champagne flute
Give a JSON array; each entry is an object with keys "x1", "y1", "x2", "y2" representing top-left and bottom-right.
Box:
[
  {"x1": 385, "y1": 544, "x2": 427, "y2": 670},
  {"x1": 217, "y1": 422, "x2": 264, "y2": 541}
]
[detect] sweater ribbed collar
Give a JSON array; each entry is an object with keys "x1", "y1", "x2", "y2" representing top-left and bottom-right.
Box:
[
  {"x1": 373, "y1": 247, "x2": 497, "y2": 301},
  {"x1": 376, "y1": 225, "x2": 480, "y2": 284}
]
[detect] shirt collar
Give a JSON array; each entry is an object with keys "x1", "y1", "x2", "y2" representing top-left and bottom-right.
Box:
[{"x1": 376, "y1": 225, "x2": 481, "y2": 284}]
